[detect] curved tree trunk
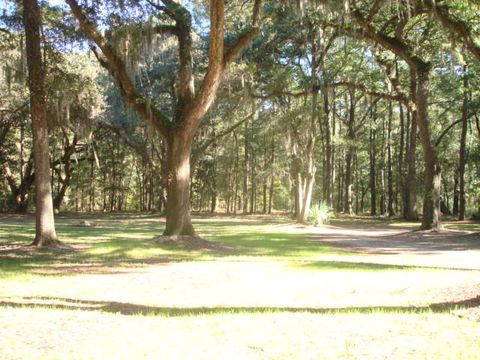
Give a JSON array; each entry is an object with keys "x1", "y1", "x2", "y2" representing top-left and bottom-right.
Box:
[{"x1": 23, "y1": 0, "x2": 58, "y2": 246}]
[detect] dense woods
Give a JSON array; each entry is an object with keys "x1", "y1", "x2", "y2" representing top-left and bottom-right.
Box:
[{"x1": 1, "y1": 0, "x2": 480, "y2": 242}]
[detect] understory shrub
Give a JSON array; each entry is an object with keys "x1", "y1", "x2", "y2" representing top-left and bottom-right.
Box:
[{"x1": 308, "y1": 201, "x2": 334, "y2": 226}]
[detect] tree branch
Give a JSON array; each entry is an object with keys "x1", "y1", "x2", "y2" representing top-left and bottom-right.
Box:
[
  {"x1": 181, "y1": 0, "x2": 225, "y2": 137},
  {"x1": 66, "y1": 0, "x2": 171, "y2": 138},
  {"x1": 348, "y1": 6, "x2": 430, "y2": 74},
  {"x1": 223, "y1": 0, "x2": 262, "y2": 67},
  {"x1": 194, "y1": 109, "x2": 257, "y2": 161},
  {"x1": 422, "y1": 0, "x2": 480, "y2": 62},
  {"x1": 435, "y1": 119, "x2": 463, "y2": 147},
  {"x1": 99, "y1": 122, "x2": 155, "y2": 167},
  {"x1": 330, "y1": 81, "x2": 408, "y2": 104}
]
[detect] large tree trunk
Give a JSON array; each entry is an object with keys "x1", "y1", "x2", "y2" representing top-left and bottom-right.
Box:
[
  {"x1": 163, "y1": 131, "x2": 195, "y2": 236},
  {"x1": 415, "y1": 70, "x2": 441, "y2": 230},
  {"x1": 23, "y1": 0, "x2": 58, "y2": 246}
]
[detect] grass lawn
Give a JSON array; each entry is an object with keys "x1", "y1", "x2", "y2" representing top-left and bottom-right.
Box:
[{"x1": 1, "y1": 213, "x2": 480, "y2": 359}]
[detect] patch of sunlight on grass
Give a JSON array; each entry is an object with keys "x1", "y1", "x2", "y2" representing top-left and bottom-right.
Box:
[
  {"x1": 444, "y1": 222, "x2": 480, "y2": 231},
  {"x1": 125, "y1": 248, "x2": 171, "y2": 258},
  {"x1": 86, "y1": 247, "x2": 118, "y2": 255},
  {"x1": 387, "y1": 221, "x2": 420, "y2": 227}
]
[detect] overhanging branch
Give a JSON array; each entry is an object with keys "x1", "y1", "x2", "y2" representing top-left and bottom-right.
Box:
[{"x1": 66, "y1": 0, "x2": 171, "y2": 138}]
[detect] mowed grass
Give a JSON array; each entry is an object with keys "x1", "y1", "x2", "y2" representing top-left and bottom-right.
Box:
[
  {"x1": 0, "y1": 213, "x2": 350, "y2": 277},
  {"x1": 1, "y1": 213, "x2": 480, "y2": 359}
]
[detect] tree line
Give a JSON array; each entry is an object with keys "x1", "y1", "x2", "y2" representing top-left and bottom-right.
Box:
[{"x1": 1, "y1": 0, "x2": 479, "y2": 245}]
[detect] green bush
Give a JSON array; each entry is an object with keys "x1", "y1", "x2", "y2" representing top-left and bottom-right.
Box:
[{"x1": 308, "y1": 201, "x2": 334, "y2": 226}]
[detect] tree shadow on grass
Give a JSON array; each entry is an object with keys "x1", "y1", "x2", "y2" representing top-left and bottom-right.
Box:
[
  {"x1": 0, "y1": 217, "x2": 351, "y2": 276},
  {"x1": 296, "y1": 260, "x2": 446, "y2": 271},
  {"x1": 308, "y1": 231, "x2": 480, "y2": 255},
  {"x1": 0, "y1": 295, "x2": 479, "y2": 318}
]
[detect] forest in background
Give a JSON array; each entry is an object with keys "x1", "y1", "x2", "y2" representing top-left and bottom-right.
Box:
[{"x1": 1, "y1": 0, "x2": 480, "y2": 232}]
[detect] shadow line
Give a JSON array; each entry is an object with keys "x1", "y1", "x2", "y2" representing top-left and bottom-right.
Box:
[{"x1": 0, "y1": 296, "x2": 478, "y2": 317}]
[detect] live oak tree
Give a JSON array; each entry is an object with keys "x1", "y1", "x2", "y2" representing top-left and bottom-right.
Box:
[
  {"x1": 66, "y1": 0, "x2": 262, "y2": 236},
  {"x1": 333, "y1": 1, "x2": 443, "y2": 230}
]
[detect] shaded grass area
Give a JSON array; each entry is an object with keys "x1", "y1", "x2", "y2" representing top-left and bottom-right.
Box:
[
  {"x1": 330, "y1": 215, "x2": 480, "y2": 232},
  {"x1": 0, "y1": 213, "x2": 349, "y2": 277},
  {"x1": 1, "y1": 295, "x2": 479, "y2": 317},
  {"x1": 297, "y1": 260, "x2": 428, "y2": 271}
]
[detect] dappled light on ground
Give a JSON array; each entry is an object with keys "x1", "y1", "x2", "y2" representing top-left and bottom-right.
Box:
[{"x1": 1, "y1": 214, "x2": 480, "y2": 359}]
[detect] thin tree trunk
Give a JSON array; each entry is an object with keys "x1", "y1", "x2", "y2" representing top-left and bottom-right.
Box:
[
  {"x1": 323, "y1": 87, "x2": 333, "y2": 207},
  {"x1": 233, "y1": 132, "x2": 239, "y2": 214},
  {"x1": 387, "y1": 100, "x2": 395, "y2": 216},
  {"x1": 343, "y1": 89, "x2": 355, "y2": 214},
  {"x1": 89, "y1": 149, "x2": 95, "y2": 212},
  {"x1": 243, "y1": 115, "x2": 249, "y2": 214},
  {"x1": 458, "y1": 64, "x2": 469, "y2": 220},
  {"x1": 268, "y1": 133, "x2": 274, "y2": 214},
  {"x1": 405, "y1": 75, "x2": 418, "y2": 220},
  {"x1": 23, "y1": 0, "x2": 58, "y2": 246},
  {"x1": 369, "y1": 99, "x2": 377, "y2": 216},
  {"x1": 398, "y1": 102, "x2": 405, "y2": 215},
  {"x1": 453, "y1": 169, "x2": 459, "y2": 215}
]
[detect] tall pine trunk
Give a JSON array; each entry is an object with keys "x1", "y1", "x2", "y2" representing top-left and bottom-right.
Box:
[
  {"x1": 387, "y1": 100, "x2": 395, "y2": 216},
  {"x1": 458, "y1": 64, "x2": 469, "y2": 221},
  {"x1": 343, "y1": 89, "x2": 355, "y2": 214},
  {"x1": 23, "y1": 0, "x2": 58, "y2": 246}
]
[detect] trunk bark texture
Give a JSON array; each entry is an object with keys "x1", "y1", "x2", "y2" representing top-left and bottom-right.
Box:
[
  {"x1": 163, "y1": 131, "x2": 195, "y2": 236},
  {"x1": 23, "y1": 0, "x2": 58, "y2": 246},
  {"x1": 415, "y1": 70, "x2": 441, "y2": 230}
]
